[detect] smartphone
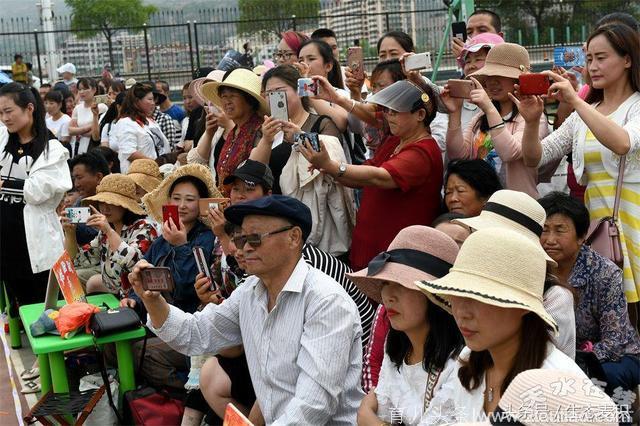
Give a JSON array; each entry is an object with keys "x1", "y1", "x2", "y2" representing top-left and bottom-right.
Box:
[
  {"x1": 93, "y1": 94, "x2": 109, "y2": 105},
  {"x1": 297, "y1": 78, "x2": 319, "y2": 97},
  {"x1": 553, "y1": 46, "x2": 585, "y2": 68},
  {"x1": 206, "y1": 101, "x2": 220, "y2": 114},
  {"x1": 347, "y1": 47, "x2": 364, "y2": 80},
  {"x1": 162, "y1": 204, "x2": 180, "y2": 229},
  {"x1": 192, "y1": 246, "x2": 217, "y2": 291},
  {"x1": 519, "y1": 73, "x2": 551, "y2": 96},
  {"x1": 452, "y1": 21, "x2": 467, "y2": 42},
  {"x1": 294, "y1": 132, "x2": 321, "y2": 152},
  {"x1": 198, "y1": 197, "x2": 230, "y2": 217},
  {"x1": 404, "y1": 52, "x2": 432, "y2": 71},
  {"x1": 269, "y1": 90, "x2": 288, "y2": 121},
  {"x1": 65, "y1": 207, "x2": 91, "y2": 224},
  {"x1": 141, "y1": 267, "x2": 175, "y2": 292},
  {"x1": 447, "y1": 79, "x2": 474, "y2": 99}
]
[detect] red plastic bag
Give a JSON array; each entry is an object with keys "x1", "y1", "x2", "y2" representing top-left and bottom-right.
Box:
[{"x1": 54, "y1": 302, "x2": 100, "y2": 339}]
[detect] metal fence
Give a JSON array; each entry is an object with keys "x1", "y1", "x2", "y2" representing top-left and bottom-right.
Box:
[{"x1": 0, "y1": 0, "x2": 633, "y2": 88}]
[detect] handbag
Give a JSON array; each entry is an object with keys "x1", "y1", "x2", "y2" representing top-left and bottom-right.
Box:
[
  {"x1": 89, "y1": 305, "x2": 141, "y2": 337},
  {"x1": 123, "y1": 386, "x2": 185, "y2": 426}
]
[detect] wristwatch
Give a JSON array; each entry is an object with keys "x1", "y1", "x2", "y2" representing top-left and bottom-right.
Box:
[{"x1": 337, "y1": 162, "x2": 347, "y2": 177}]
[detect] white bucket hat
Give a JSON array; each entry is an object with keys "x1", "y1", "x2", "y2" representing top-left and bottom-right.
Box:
[
  {"x1": 57, "y1": 63, "x2": 76, "y2": 75},
  {"x1": 453, "y1": 189, "x2": 556, "y2": 266},
  {"x1": 416, "y1": 227, "x2": 558, "y2": 335}
]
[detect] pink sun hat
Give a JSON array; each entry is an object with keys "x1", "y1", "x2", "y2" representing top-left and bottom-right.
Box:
[{"x1": 457, "y1": 32, "x2": 505, "y2": 68}]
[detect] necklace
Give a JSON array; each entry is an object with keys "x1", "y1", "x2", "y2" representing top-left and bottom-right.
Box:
[{"x1": 17, "y1": 146, "x2": 24, "y2": 155}]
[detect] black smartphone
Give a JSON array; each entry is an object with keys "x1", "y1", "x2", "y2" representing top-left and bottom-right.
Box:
[{"x1": 452, "y1": 21, "x2": 467, "y2": 42}]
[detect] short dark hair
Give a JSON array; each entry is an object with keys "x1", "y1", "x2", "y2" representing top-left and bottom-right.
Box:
[
  {"x1": 90, "y1": 146, "x2": 120, "y2": 173},
  {"x1": 445, "y1": 160, "x2": 503, "y2": 202},
  {"x1": 311, "y1": 28, "x2": 337, "y2": 40},
  {"x1": 370, "y1": 59, "x2": 405, "y2": 87},
  {"x1": 40, "y1": 83, "x2": 52, "y2": 89},
  {"x1": 596, "y1": 12, "x2": 640, "y2": 32},
  {"x1": 77, "y1": 77, "x2": 97, "y2": 91},
  {"x1": 431, "y1": 212, "x2": 465, "y2": 228},
  {"x1": 69, "y1": 150, "x2": 110, "y2": 177},
  {"x1": 376, "y1": 31, "x2": 414, "y2": 54},
  {"x1": 14, "y1": 54, "x2": 23, "y2": 60},
  {"x1": 169, "y1": 175, "x2": 208, "y2": 198},
  {"x1": 470, "y1": 9, "x2": 502, "y2": 33},
  {"x1": 537, "y1": 191, "x2": 590, "y2": 238},
  {"x1": 44, "y1": 90, "x2": 64, "y2": 104}
]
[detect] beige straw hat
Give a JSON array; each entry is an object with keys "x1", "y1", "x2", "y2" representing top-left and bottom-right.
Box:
[
  {"x1": 82, "y1": 174, "x2": 146, "y2": 216},
  {"x1": 142, "y1": 164, "x2": 222, "y2": 224},
  {"x1": 127, "y1": 159, "x2": 162, "y2": 194},
  {"x1": 189, "y1": 69, "x2": 226, "y2": 106},
  {"x1": 347, "y1": 226, "x2": 458, "y2": 308},
  {"x1": 415, "y1": 227, "x2": 558, "y2": 334},
  {"x1": 457, "y1": 369, "x2": 619, "y2": 425},
  {"x1": 200, "y1": 68, "x2": 269, "y2": 115},
  {"x1": 453, "y1": 189, "x2": 556, "y2": 266},
  {"x1": 469, "y1": 42, "x2": 530, "y2": 81}
]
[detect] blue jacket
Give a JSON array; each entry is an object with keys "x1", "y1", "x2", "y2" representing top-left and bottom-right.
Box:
[{"x1": 132, "y1": 220, "x2": 214, "y2": 314}]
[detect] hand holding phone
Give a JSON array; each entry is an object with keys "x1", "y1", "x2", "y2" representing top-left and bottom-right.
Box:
[
  {"x1": 297, "y1": 78, "x2": 320, "y2": 97},
  {"x1": 65, "y1": 207, "x2": 91, "y2": 224},
  {"x1": 347, "y1": 47, "x2": 364, "y2": 80},
  {"x1": 141, "y1": 267, "x2": 175, "y2": 292},
  {"x1": 294, "y1": 132, "x2": 321, "y2": 152},
  {"x1": 518, "y1": 73, "x2": 551, "y2": 96},
  {"x1": 447, "y1": 79, "x2": 474, "y2": 99},
  {"x1": 404, "y1": 52, "x2": 432, "y2": 71},
  {"x1": 199, "y1": 198, "x2": 230, "y2": 217},
  {"x1": 162, "y1": 204, "x2": 180, "y2": 230},
  {"x1": 451, "y1": 22, "x2": 467, "y2": 42},
  {"x1": 269, "y1": 90, "x2": 289, "y2": 121},
  {"x1": 193, "y1": 246, "x2": 217, "y2": 291}
]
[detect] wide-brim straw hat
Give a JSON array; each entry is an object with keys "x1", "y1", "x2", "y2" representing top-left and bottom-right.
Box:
[
  {"x1": 469, "y1": 42, "x2": 530, "y2": 81},
  {"x1": 200, "y1": 68, "x2": 269, "y2": 116},
  {"x1": 142, "y1": 164, "x2": 222, "y2": 224},
  {"x1": 453, "y1": 189, "x2": 556, "y2": 266},
  {"x1": 347, "y1": 226, "x2": 458, "y2": 310},
  {"x1": 415, "y1": 227, "x2": 558, "y2": 335},
  {"x1": 82, "y1": 174, "x2": 146, "y2": 216},
  {"x1": 190, "y1": 69, "x2": 226, "y2": 106},
  {"x1": 127, "y1": 159, "x2": 163, "y2": 194}
]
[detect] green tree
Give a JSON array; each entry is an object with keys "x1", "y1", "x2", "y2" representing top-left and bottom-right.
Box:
[
  {"x1": 237, "y1": 0, "x2": 320, "y2": 37},
  {"x1": 65, "y1": 0, "x2": 157, "y2": 73}
]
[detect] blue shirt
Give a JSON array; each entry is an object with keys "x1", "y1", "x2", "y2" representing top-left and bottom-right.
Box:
[{"x1": 164, "y1": 104, "x2": 186, "y2": 123}]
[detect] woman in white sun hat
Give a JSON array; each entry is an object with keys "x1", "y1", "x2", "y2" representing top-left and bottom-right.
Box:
[{"x1": 416, "y1": 228, "x2": 587, "y2": 424}]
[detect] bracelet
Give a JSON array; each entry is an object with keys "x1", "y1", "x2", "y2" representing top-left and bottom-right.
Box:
[
  {"x1": 348, "y1": 99, "x2": 357, "y2": 113},
  {"x1": 488, "y1": 121, "x2": 505, "y2": 130}
]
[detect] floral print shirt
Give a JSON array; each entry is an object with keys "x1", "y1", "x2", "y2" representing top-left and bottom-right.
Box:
[
  {"x1": 569, "y1": 245, "x2": 640, "y2": 362},
  {"x1": 75, "y1": 219, "x2": 158, "y2": 295}
]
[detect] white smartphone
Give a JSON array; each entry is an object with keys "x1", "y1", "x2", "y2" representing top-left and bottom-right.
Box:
[
  {"x1": 269, "y1": 90, "x2": 288, "y2": 121},
  {"x1": 405, "y1": 52, "x2": 432, "y2": 71},
  {"x1": 65, "y1": 207, "x2": 91, "y2": 224}
]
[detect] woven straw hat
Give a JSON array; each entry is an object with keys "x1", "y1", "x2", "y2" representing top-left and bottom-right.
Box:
[
  {"x1": 142, "y1": 164, "x2": 222, "y2": 224},
  {"x1": 469, "y1": 42, "x2": 530, "y2": 81},
  {"x1": 457, "y1": 369, "x2": 618, "y2": 425},
  {"x1": 189, "y1": 69, "x2": 226, "y2": 106},
  {"x1": 347, "y1": 226, "x2": 458, "y2": 309},
  {"x1": 416, "y1": 227, "x2": 558, "y2": 334},
  {"x1": 82, "y1": 174, "x2": 146, "y2": 216},
  {"x1": 127, "y1": 159, "x2": 162, "y2": 194},
  {"x1": 200, "y1": 68, "x2": 269, "y2": 115},
  {"x1": 453, "y1": 189, "x2": 556, "y2": 266}
]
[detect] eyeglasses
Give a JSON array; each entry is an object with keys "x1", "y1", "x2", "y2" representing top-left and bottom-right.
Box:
[
  {"x1": 232, "y1": 225, "x2": 294, "y2": 249},
  {"x1": 274, "y1": 51, "x2": 296, "y2": 61}
]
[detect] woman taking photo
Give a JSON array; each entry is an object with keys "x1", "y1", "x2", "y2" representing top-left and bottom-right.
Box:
[
  {"x1": 116, "y1": 83, "x2": 169, "y2": 174},
  {"x1": 63, "y1": 174, "x2": 158, "y2": 295},
  {"x1": 300, "y1": 79, "x2": 443, "y2": 270},
  {"x1": 417, "y1": 229, "x2": 587, "y2": 423},
  {"x1": 519, "y1": 24, "x2": 640, "y2": 311},
  {"x1": 0, "y1": 83, "x2": 72, "y2": 314},
  {"x1": 444, "y1": 159, "x2": 502, "y2": 217},
  {"x1": 68, "y1": 77, "x2": 108, "y2": 157},
  {"x1": 199, "y1": 68, "x2": 267, "y2": 190},
  {"x1": 350, "y1": 226, "x2": 463, "y2": 425},
  {"x1": 443, "y1": 43, "x2": 549, "y2": 198},
  {"x1": 44, "y1": 90, "x2": 71, "y2": 144}
]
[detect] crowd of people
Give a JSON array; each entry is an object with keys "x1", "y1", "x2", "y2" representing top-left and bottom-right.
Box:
[{"x1": 1, "y1": 7, "x2": 640, "y2": 426}]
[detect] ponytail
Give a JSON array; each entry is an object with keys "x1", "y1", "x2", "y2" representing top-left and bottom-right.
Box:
[{"x1": 0, "y1": 82, "x2": 50, "y2": 161}]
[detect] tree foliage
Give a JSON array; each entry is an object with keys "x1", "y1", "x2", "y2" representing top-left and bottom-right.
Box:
[{"x1": 237, "y1": 0, "x2": 320, "y2": 36}]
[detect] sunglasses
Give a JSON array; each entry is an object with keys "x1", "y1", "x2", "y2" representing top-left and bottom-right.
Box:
[{"x1": 232, "y1": 225, "x2": 294, "y2": 249}]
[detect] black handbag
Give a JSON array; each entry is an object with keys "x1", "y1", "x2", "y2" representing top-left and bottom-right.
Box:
[{"x1": 89, "y1": 306, "x2": 142, "y2": 337}]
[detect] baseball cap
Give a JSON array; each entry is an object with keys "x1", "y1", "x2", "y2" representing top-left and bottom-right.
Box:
[
  {"x1": 224, "y1": 195, "x2": 312, "y2": 241},
  {"x1": 366, "y1": 79, "x2": 431, "y2": 113},
  {"x1": 223, "y1": 159, "x2": 274, "y2": 190},
  {"x1": 56, "y1": 63, "x2": 76, "y2": 75}
]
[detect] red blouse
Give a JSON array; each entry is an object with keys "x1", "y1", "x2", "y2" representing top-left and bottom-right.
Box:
[{"x1": 349, "y1": 135, "x2": 443, "y2": 270}]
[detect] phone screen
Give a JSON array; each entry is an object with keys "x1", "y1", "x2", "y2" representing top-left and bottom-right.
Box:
[{"x1": 452, "y1": 22, "x2": 467, "y2": 42}]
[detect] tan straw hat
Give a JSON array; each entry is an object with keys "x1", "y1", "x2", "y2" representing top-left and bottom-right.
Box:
[
  {"x1": 453, "y1": 189, "x2": 556, "y2": 266},
  {"x1": 142, "y1": 164, "x2": 223, "y2": 224},
  {"x1": 82, "y1": 174, "x2": 146, "y2": 216},
  {"x1": 416, "y1": 227, "x2": 558, "y2": 334},
  {"x1": 200, "y1": 68, "x2": 269, "y2": 115},
  {"x1": 457, "y1": 369, "x2": 619, "y2": 425},
  {"x1": 347, "y1": 225, "x2": 458, "y2": 309},
  {"x1": 127, "y1": 159, "x2": 162, "y2": 194},
  {"x1": 189, "y1": 69, "x2": 226, "y2": 106},
  {"x1": 469, "y1": 42, "x2": 530, "y2": 81}
]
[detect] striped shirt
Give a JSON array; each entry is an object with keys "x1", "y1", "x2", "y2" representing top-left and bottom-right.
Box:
[
  {"x1": 302, "y1": 244, "x2": 375, "y2": 348},
  {"x1": 149, "y1": 257, "x2": 364, "y2": 424}
]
